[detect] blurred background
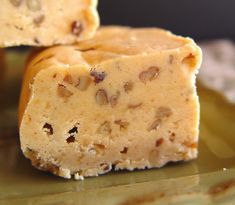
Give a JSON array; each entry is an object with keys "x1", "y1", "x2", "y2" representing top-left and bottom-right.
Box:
[{"x1": 98, "y1": 0, "x2": 235, "y2": 40}]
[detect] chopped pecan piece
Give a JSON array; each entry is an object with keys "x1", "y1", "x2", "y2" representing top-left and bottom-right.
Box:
[
  {"x1": 128, "y1": 103, "x2": 142, "y2": 109},
  {"x1": 43, "y1": 123, "x2": 53, "y2": 135},
  {"x1": 95, "y1": 89, "x2": 109, "y2": 105},
  {"x1": 9, "y1": 0, "x2": 22, "y2": 7},
  {"x1": 96, "y1": 121, "x2": 112, "y2": 134},
  {"x1": 114, "y1": 120, "x2": 129, "y2": 130},
  {"x1": 148, "y1": 119, "x2": 161, "y2": 131},
  {"x1": 63, "y1": 74, "x2": 73, "y2": 84},
  {"x1": 110, "y1": 91, "x2": 120, "y2": 107},
  {"x1": 155, "y1": 138, "x2": 164, "y2": 147},
  {"x1": 156, "y1": 106, "x2": 172, "y2": 119},
  {"x1": 124, "y1": 81, "x2": 133, "y2": 93},
  {"x1": 90, "y1": 69, "x2": 106, "y2": 84},
  {"x1": 34, "y1": 15, "x2": 45, "y2": 26},
  {"x1": 71, "y1": 21, "x2": 83, "y2": 36},
  {"x1": 139, "y1": 66, "x2": 160, "y2": 83},
  {"x1": 120, "y1": 147, "x2": 128, "y2": 154},
  {"x1": 57, "y1": 84, "x2": 73, "y2": 98},
  {"x1": 76, "y1": 76, "x2": 91, "y2": 91},
  {"x1": 26, "y1": 0, "x2": 42, "y2": 11}
]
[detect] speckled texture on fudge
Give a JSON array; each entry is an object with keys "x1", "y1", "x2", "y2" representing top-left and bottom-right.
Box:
[{"x1": 19, "y1": 26, "x2": 202, "y2": 179}]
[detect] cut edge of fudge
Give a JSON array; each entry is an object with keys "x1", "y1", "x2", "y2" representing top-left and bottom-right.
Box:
[
  {"x1": 0, "y1": 0, "x2": 99, "y2": 47},
  {"x1": 18, "y1": 26, "x2": 202, "y2": 179}
]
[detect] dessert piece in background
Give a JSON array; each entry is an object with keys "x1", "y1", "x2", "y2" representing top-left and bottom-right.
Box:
[
  {"x1": 199, "y1": 40, "x2": 235, "y2": 103},
  {"x1": 19, "y1": 26, "x2": 202, "y2": 179},
  {"x1": 0, "y1": 0, "x2": 99, "y2": 47}
]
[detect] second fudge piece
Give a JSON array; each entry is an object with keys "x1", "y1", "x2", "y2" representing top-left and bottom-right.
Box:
[
  {"x1": 0, "y1": 0, "x2": 99, "y2": 47},
  {"x1": 19, "y1": 26, "x2": 202, "y2": 179}
]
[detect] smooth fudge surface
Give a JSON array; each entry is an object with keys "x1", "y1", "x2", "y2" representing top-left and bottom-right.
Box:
[
  {"x1": 0, "y1": 0, "x2": 99, "y2": 47},
  {"x1": 19, "y1": 26, "x2": 202, "y2": 179}
]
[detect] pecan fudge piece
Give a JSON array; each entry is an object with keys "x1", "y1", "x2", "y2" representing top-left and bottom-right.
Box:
[
  {"x1": 0, "y1": 0, "x2": 99, "y2": 47},
  {"x1": 19, "y1": 26, "x2": 202, "y2": 179}
]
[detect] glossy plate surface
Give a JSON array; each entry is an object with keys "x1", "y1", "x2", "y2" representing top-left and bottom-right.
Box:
[{"x1": 1, "y1": 50, "x2": 235, "y2": 205}]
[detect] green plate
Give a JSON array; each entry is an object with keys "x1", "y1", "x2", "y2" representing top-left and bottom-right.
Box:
[{"x1": 1, "y1": 50, "x2": 235, "y2": 205}]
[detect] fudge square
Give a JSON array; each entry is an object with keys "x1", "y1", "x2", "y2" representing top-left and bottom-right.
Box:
[
  {"x1": 0, "y1": 0, "x2": 99, "y2": 47},
  {"x1": 19, "y1": 26, "x2": 202, "y2": 179}
]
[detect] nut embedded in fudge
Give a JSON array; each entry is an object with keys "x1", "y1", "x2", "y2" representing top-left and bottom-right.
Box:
[{"x1": 19, "y1": 26, "x2": 202, "y2": 179}]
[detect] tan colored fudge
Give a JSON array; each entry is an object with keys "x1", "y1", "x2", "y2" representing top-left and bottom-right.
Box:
[
  {"x1": 0, "y1": 0, "x2": 99, "y2": 47},
  {"x1": 19, "y1": 26, "x2": 202, "y2": 179}
]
